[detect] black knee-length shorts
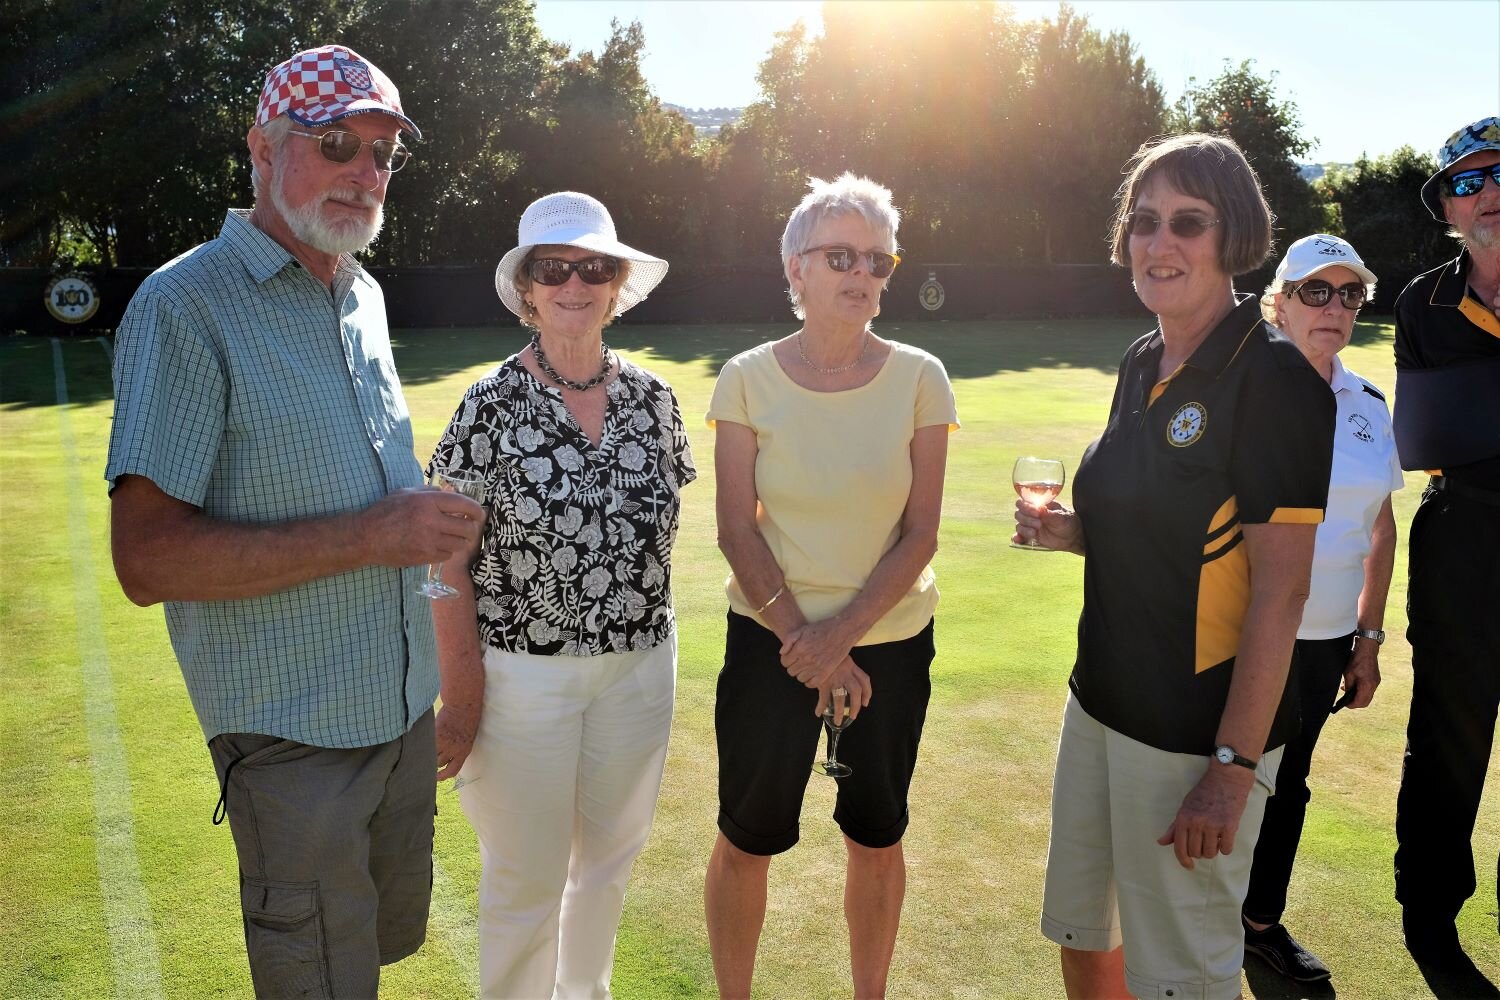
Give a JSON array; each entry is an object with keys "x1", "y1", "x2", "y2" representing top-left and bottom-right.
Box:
[{"x1": 714, "y1": 610, "x2": 935, "y2": 855}]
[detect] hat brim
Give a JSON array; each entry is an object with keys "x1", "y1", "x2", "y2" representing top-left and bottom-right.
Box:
[
  {"x1": 1280, "y1": 259, "x2": 1379, "y2": 287},
  {"x1": 288, "y1": 103, "x2": 422, "y2": 141},
  {"x1": 495, "y1": 234, "x2": 669, "y2": 320}
]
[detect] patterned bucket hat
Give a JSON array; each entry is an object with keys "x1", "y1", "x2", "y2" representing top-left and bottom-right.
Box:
[
  {"x1": 255, "y1": 45, "x2": 421, "y2": 139},
  {"x1": 1420, "y1": 116, "x2": 1500, "y2": 221}
]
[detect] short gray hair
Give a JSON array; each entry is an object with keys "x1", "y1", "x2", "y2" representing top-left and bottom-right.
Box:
[
  {"x1": 780, "y1": 172, "x2": 901, "y2": 320},
  {"x1": 250, "y1": 116, "x2": 293, "y2": 203}
]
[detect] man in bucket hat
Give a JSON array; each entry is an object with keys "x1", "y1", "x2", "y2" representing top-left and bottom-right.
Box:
[
  {"x1": 106, "y1": 45, "x2": 482, "y2": 996},
  {"x1": 1390, "y1": 115, "x2": 1500, "y2": 977}
]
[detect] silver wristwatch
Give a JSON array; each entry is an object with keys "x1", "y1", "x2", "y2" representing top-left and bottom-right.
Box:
[
  {"x1": 1354, "y1": 628, "x2": 1385, "y2": 645},
  {"x1": 1213, "y1": 744, "x2": 1256, "y2": 769}
]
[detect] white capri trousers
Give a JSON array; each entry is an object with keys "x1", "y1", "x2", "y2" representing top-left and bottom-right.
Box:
[{"x1": 456, "y1": 632, "x2": 677, "y2": 1000}]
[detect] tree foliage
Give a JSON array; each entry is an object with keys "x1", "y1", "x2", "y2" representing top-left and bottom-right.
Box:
[
  {"x1": 1168, "y1": 59, "x2": 1328, "y2": 248},
  {"x1": 6, "y1": 0, "x2": 1362, "y2": 280},
  {"x1": 1316, "y1": 146, "x2": 1454, "y2": 298}
]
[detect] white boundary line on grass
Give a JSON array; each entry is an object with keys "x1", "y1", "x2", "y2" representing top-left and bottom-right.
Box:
[{"x1": 52, "y1": 338, "x2": 166, "y2": 999}]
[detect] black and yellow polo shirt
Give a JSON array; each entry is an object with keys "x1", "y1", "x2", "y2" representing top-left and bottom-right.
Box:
[
  {"x1": 1069, "y1": 294, "x2": 1335, "y2": 756},
  {"x1": 1393, "y1": 250, "x2": 1500, "y2": 489}
]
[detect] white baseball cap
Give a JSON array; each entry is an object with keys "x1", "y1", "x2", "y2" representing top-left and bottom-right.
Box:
[
  {"x1": 494, "y1": 192, "x2": 668, "y2": 319},
  {"x1": 1273, "y1": 234, "x2": 1378, "y2": 288}
]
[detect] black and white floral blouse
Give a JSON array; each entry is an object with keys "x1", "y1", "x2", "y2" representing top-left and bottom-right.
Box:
[{"x1": 431, "y1": 355, "x2": 696, "y2": 657}]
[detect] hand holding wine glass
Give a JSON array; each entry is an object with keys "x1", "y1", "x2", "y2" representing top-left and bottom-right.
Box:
[
  {"x1": 813, "y1": 686, "x2": 854, "y2": 778},
  {"x1": 417, "y1": 467, "x2": 486, "y2": 599},
  {"x1": 1011, "y1": 457, "x2": 1065, "y2": 551}
]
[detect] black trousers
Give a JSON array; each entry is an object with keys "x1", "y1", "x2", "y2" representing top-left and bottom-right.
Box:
[
  {"x1": 1243, "y1": 634, "x2": 1353, "y2": 925},
  {"x1": 1394, "y1": 486, "x2": 1500, "y2": 923}
]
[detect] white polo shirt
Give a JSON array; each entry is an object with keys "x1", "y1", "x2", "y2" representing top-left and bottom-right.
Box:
[{"x1": 1300, "y1": 355, "x2": 1405, "y2": 639}]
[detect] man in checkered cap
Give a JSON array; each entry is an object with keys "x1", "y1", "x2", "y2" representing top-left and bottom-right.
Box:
[
  {"x1": 1390, "y1": 115, "x2": 1500, "y2": 981},
  {"x1": 106, "y1": 45, "x2": 481, "y2": 997}
]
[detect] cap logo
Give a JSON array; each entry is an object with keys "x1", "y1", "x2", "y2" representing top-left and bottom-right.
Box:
[
  {"x1": 335, "y1": 57, "x2": 372, "y2": 92},
  {"x1": 1312, "y1": 237, "x2": 1348, "y2": 257}
]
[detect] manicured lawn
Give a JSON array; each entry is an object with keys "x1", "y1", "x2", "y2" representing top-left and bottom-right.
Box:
[{"x1": 2, "y1": 319, "x2": 1496, "y2": 998}]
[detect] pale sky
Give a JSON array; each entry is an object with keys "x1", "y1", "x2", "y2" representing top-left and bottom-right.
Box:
[{"x1": 532, "y1": 0, "x2": 1500, "y2": 164}]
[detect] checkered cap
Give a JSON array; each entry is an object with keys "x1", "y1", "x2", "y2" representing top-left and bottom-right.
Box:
[{"x1": 255, "y1": 45, "x2": 421, "y2": 139}]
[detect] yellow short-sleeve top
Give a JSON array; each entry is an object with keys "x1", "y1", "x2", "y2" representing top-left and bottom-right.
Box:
[{"x1": 706, "y1": 339, "x2": 959, "y2": 645}]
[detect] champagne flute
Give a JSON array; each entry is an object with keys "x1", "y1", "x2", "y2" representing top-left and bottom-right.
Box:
[
  {"x1": 1011, "y1": 456, "x2": 1065, "y2": 550},
  {"x1": 416, "y1": 467, "x2": 486, "y2": 599},
  {"x1": 813, "y1": 687, "x2": 853, "y2": 778}
]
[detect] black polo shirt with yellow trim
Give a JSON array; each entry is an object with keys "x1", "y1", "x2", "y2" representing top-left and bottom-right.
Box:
[
  {"x1": 1392, "y1": 250, "x2": 1500, "y2": 489},
  {"x1": 1069, "y1": 294, "x2": 1335, "y2": 756}
]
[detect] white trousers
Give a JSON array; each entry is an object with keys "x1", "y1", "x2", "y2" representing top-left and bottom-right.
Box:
[{"x1": 457, "y1": 633, "x2": 677, "y2": 1000}]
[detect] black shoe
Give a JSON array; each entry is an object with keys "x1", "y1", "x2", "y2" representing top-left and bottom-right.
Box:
[
  {"x1": 1242, "y1": 918, "x2": 1332, "y2": 983},
  {"x1": 1403, "y1": 912, "x2": 1467, "y2": 970}
]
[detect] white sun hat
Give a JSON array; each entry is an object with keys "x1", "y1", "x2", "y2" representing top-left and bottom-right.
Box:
[
  {"x1": 494, "y1": 192, "x2": 669, "y2": 319},
  {"x1": 1274, "y1": 234, "x2": 1378, "y2": 288}
]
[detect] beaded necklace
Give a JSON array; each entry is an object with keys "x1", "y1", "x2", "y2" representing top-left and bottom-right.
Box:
[{"x1": 531, "y1": 334, "x2": 613, "y2": 391}]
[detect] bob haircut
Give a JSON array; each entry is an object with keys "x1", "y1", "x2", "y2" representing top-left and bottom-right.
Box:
[
  {"x1": 511, "y1": 246, "x2": 632, "y2": 333},
  {"x1": 1109, "y1": 133, "x2": 1274, "y2": 277},
  {"x1": 780, "y1": 172, "x2": 901, "y2": 320}
]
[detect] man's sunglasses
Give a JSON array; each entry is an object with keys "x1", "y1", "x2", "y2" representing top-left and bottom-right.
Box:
[
  {"x1": 1287, "y1": 279, "x2": 1367, "y2": 310},
  {"x1": 806, "y1": 244, "x2": 901, "y2": 279},
  {"x1": 1442, "y1": 164, "x2": 1500, "y2": 198},
  {"x1": 1123, "y1": 211, "x2": 1222, "y2": 239},
  {"x1": 286, "y1": 129, "x2": 411, "y2": 172},
  {"x1": 528, "y1": 256, "x2": 620, "y2": 286}
]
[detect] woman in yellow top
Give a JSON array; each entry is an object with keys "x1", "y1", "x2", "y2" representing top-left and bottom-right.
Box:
[{"x1": 702, "y1": 172, "x2": 958, "y2": 999}]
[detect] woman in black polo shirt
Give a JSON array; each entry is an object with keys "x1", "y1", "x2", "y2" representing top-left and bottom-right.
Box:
[{"x1": 1015, "y1": 134, "x2": 1335, "y2": 1000}]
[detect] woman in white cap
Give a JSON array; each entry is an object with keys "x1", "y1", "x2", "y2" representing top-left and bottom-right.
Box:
[
  {"x1": 703, "y1": 173, "x2": 957, "y2": 998},
  {"x1": 429, "y1": 191, "x2": 695, "y2": 999},
  {"x1": 1240, "y1": 234, "x2": 1402, "y2": 984}
]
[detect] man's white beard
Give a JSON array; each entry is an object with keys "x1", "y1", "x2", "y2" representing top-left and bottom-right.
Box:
[{"x1": 272, "y1": 175, "x2": 384, "y2": 256}]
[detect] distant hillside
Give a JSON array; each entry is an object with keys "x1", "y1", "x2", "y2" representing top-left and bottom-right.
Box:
[
  {"x1": 1299, "y1": 163, "x2": 1352, "y2": 182},
  {"x1": 663, "y1": 103, "x2": 743, "y2": 137}
]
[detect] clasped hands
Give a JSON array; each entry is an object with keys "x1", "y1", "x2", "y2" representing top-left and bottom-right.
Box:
[{"x1": 779, "y1": 618, "x2": 871, "y2": 721}]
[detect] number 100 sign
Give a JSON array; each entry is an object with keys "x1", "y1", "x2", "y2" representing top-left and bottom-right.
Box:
[{"x1": 45, "y1": 274, "x2": 100, "y2": 324}]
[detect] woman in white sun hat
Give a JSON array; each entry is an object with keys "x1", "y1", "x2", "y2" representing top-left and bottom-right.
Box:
[
  {"x1": 1239, "y1": 234, "x2": 1402, "y2": 985},
  {"x1": 429, "y1": 191, "x2": 696, "y2": 999}
]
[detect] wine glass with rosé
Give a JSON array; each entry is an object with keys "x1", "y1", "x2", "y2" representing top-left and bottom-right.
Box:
[
  {"x1": 1011, "y1": 456, "x2": 1065, "y2": 550},
  {"x1": 416, "y1": 467, "x2": 486, "y2": 598}
]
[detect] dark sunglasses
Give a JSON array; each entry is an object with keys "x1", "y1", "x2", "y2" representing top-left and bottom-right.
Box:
[
  {"x1": 1442, "y1": 164, "x2": 1500, "y2": 198},
  {"x1": 1123, "y1": 211, "x2": 1222, "y2": 239},
  {"x1": 287, "y1": 128, "x2": 411, "y2": 172},
  {"x1": 806, "y1": 244, "x2": 901, "y2": 279},
  {"x1": 1287, "y1": 279, "x2": 1366, "y2": 310},
  {"x1": 527, "y1": 256, "x2": 620, "y2": 286}
]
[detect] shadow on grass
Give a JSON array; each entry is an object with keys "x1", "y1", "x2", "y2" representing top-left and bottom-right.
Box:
[
  {"x1": 0, "y1": 334, "x2": 115, "y2": 409},
  {"x1": 1244, "y1": 956, "x2": 1338, "y2": 998},
  {"x1": 3, "y1": 316, "x2": 1396, "y2": 410},
  {"x1": 394, "y1": 317, "x2": 1395, "y2": 388},
  {"x1": 1411, "y1": 952, "x2": 1500, "y2": 999}
]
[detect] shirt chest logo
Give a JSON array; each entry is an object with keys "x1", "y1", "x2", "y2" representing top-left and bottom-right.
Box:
[
  {"x1": 1347, "y1": 412, "x2": 1374, "y2": 442},
  {"x1": 1167, "y1": 402, "x2": 1207, "y2": 447}
]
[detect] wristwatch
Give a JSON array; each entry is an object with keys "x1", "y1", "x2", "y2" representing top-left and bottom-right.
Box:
[
  {"x1": 1212, "y1": 744, "x2": 1257, "y2": 769},
  {"x1": 1354, "y1": 628, "x2": 1385, "y2": 645}
]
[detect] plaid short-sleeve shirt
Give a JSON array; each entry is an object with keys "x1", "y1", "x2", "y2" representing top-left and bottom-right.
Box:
[{"x1": 105, "y1": 210, "x2": 437, "y2": 749}]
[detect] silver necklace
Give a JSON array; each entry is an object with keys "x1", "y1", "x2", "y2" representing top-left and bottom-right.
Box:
[
  {"x1": 798, "y1": 331, "x2": 869, "y2": 375},
  {"x1": 531, "y1": 335, "x2": 612, "y2": 391}
]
